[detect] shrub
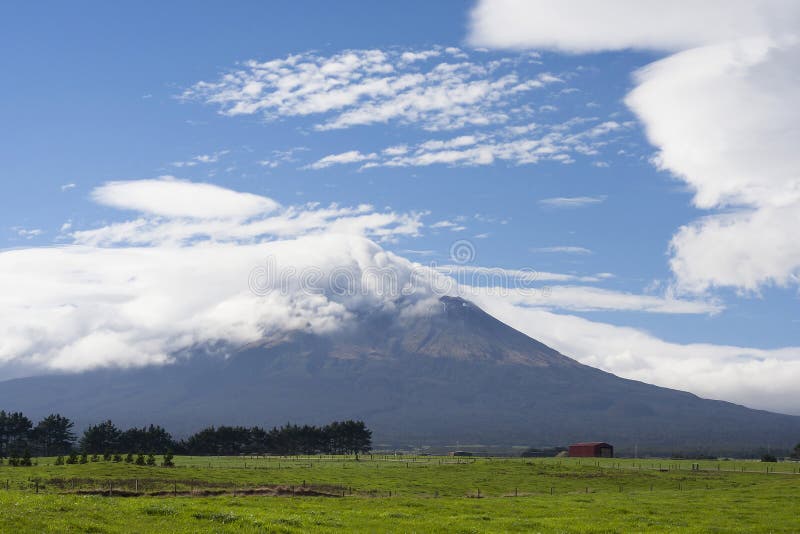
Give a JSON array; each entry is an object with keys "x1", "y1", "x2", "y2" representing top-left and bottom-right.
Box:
[
  {"x1": 146, "y1": 453, "x2": 157, "y2": 466},
  {"x1": 161, "y1": 452, "x2": 175, "y2": 467},
  {"x1": 112, "y1": 453, "x2": 122, "y2": 463},
  {"x1": 125, "y1": 453, "x2": 134, "y2": 464},
  {"x1": 135, "y1": 453, "x2": 146, "y2": 466},
  {"x1": 55, "y1": 456, "x2": 65, "y2": 466},
  {"x1": 761, "y1": 454, "x2": 778, "y2": 463},
  {"x1": 79, "y1": 453, "x2": 88, "y2": 464},
  {"x1": 66, "y1": 452, "x2": 78, "y2": 465}
]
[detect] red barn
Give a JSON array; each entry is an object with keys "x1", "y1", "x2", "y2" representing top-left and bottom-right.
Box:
[{"x1": 568, "y1": 442, "x2": 613, "y2": 458}]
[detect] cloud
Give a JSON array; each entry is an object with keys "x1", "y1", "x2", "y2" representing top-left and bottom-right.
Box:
[
  {"x1": 474, "y1": 295, "x2": 800, "y2": 415},
  {"x1": 627, "y1": 38, "x2": 800, "y2": 292},
  {"x1": 469, "y1": 0, "x2": 800, "y2": 294},
  {"x1": 60, "y1": 183, "x2": 76, "y2": 192},
  {"x1": 258, "y1": 147, "x2": 308, "y2": 169},
  {"x1": 532, "y1": 246, "x2": 592, "y2": 254},
  {"x1": 182, "y1": 47, "x2": 561, "y2": 132},
  {"x1": 13, "y1": 228, "x2": 43, "y2": 239},
  {"x1": 490, "y1": 285, "x2": 720, "y2": 314},
  {"x1": 1, "y1": 178, "x2": 796, "y2": 413},
  {"x1": 0, "y1": 180, "x2": 434, "y2": 374},
  {"x1": 441, "y1": 264, "x2": 602, "y2": 283},
  {"x1": 306, "y1": 150, "x2": 377, "y2": 170},
  {"x1": 0, "y1": 235, "x2": 440, "y2": 373},
  {"x1": 468, "y1": 0, "x2": 799, "y2": 52},
  {"x1": 309, "y1": 118, "x2": 630, "y2": 170},
  {"x1": 91, "y1": 177, "x2": 280, "y2": 219},
  {"x1": 431, "y1": 220, "x2": 466, "y2": 232},
  {"x1": 669, "y1": 205, "x2": 800, "y2": 293},
  {"x1": 172, "y1": 150, "x2": 230, "y2": 168},
  {"x1": 539, "y1": 195, "x2": 606, "y2": 208}
]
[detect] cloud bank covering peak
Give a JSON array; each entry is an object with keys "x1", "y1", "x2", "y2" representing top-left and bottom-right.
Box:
[{"x1": 1, "y1": 178, "x2": 799, "y2": 413}]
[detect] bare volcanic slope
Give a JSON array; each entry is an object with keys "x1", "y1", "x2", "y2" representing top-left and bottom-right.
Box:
[{"x1": 1, "y1": 297, "x2": 798, "y2": 455}]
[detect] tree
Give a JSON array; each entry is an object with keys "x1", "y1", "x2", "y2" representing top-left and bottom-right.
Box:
[
  {"x1": 124, "y1": 452, "x2": 134, "y2": 464},
  {"x1": 161, "y1": 452, "x2": 175, "y2": 467},
  {"x1": 135, "y1": 453, "x2": 146, "y2": 466},
  {"x1": 146, "y1": 453, "x2": 157, "y2": 466},
  {"x1": 31, "y1": 414, "x2": 75, "y2": 456},
  {"x1": 118, "y1": 425, "x2": 174, "y2": 454},
  {"x1": 79, "y1": 420, "x2": 120, "y2": 454},
  {"x1": 792, "y1": 443, "x2": 800, "y2": 459},
  {"x1": 0, "y1": 411, "x2": 33, "y2": 457}
]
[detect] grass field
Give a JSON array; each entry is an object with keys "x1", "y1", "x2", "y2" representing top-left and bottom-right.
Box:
[{"x1": 0, "y1": 455, "x2": 798, "y2": 532}]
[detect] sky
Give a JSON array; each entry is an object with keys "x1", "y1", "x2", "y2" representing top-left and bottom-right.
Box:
[{"x1": 1, "y1": 1, "x2": 799, "y2": 413}]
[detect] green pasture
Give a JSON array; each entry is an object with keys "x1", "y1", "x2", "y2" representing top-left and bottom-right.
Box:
[{"x1": 0, "y1": 455, "x2": 797, "y2": 532}]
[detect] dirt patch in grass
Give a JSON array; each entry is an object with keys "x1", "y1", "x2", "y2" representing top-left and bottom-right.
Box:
[{"x1": 67, "y1": 484, "x2": 342, "y2": 498}]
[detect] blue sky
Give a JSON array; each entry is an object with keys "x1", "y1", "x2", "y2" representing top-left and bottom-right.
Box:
[{"x1": 1, "y1": 1, "x2": 799, "y2": 412}]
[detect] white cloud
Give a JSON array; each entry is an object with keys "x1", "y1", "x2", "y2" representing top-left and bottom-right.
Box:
[
  {"x1": 0, "y1": 235, "x2": 438, "y2": 373},
  {"x1": 182, "y1": 48, "x2": 561, "y2": 132},
  {"x1": 539, "y1": 195, "x2": 606, "y2": 208},
  {"x1": 60, "y1": 183, "x2": 76, "y2": 192},
  {"x1": 532, "y1": 246, "x2": 592, "y2": 254},
  {"x1": 14, "y1": 228, "x2": 43, "y2": 239},
  {"x1": 91, "y1": 177, "x2": 279, "y2": 219},
  {"x1": 627, "y1": 38, "x2": 800, "y2": 292},
  {"x1": 468, "y1": 0, "x2": 799, "y2": 53},
  {"x1": 400, "y1": 50, "x2": 441, "y2": 63},
  {"x1": 258, "y1": 147, "x2": 308, "y2": 169},
  {"x1": 669, "y1": 205, "x2": 800, "y2": 293},
  {"x1": 0, "y1": 180, "x2": 433, "y2": 374},
  {"x1": 474, "y1": 295, "x2": 800, "y2": 414},
  {"x1": 469, "y1": 0, "x2": 800, "y2": 293},
  {"x1": 309, "y1": 118, "x2": 629, "y2": 170},
  {"x1": 172, "y1": 150, "x2": 230, "y2": 167},
  {"x1": 306, "y1": 150, "x2": 377, "y2": 170},
  {"x1": 441, "y1": 266, "x2": 721, "y2": 314},
  {"x1": 441, "y1": 264, "x2": 602, "y2": 283},
  {"x1": 431, "y1": 220, "x2": 466, "y2": 232},
  {"x1": 487, "y1": 285, "x2": 721, "y2": 314}
]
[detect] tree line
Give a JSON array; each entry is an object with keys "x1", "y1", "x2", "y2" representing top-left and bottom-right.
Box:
[{"x1": 0, "y1": 410, "x2": 372, "y2": 458}]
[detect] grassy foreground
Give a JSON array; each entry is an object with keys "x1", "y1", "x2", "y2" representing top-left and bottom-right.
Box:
[{"x1": 0, "y1": 456, "x2": 798, "y2": 532}]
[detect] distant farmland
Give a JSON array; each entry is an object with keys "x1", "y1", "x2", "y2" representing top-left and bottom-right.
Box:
[{"x1": 1, "y1": 455, "x2": 799, "y2": 532}]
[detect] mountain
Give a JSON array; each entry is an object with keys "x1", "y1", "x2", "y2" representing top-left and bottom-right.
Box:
[{"x1": 1, "y1": 296, "x2": 798, "y2": 455}]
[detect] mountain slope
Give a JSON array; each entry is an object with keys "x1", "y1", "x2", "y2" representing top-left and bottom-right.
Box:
[{"x1": 1, "y1": 296, "x2": 798, "y2": 455}]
